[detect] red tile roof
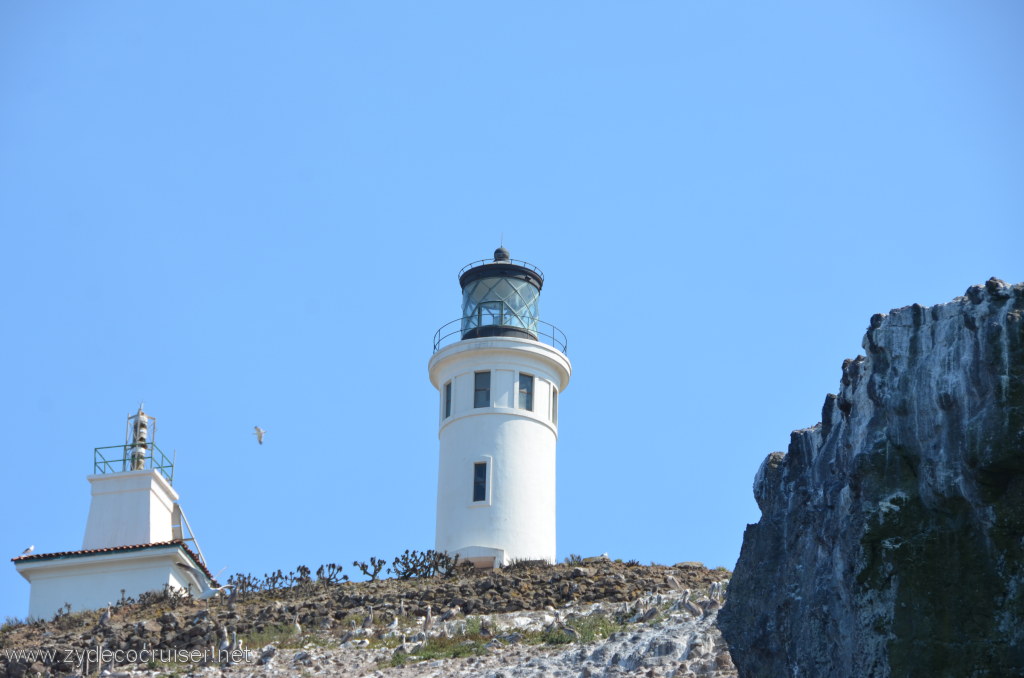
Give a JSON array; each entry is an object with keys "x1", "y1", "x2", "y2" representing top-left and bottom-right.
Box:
[{"x1": 11, "y1": 540, "x2": 218, "y2": 585}]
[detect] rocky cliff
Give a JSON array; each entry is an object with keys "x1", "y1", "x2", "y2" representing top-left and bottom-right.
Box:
[{"x1": 720, "y1": 278, "x2": 1024, "y2": 678}]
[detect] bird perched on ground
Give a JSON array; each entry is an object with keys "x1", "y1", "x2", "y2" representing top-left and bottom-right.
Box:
[
  {"x1": 292, "y1": 612, "x2": 302, "y2": 637},
  {"x1": 701, "y1": 594, "x2": 721, "y2": 616},
  {"x1": 20, "y1": 545, "x2": 34, "y2": 556},
  {"x1": 638, "y1": 605, "x2": 659, "y2": 623},
  {"x1": 422, "y1": 605, "x2": 433, "y2": 632},
  {"x1": 439, "y1": 605, "x2": 460, "y2": 622},
  {"x1": 681, "y1": 590, "x2": 703, "y2": 618},
  {"x1": 253, "y1": 426, "x2": 266, "y2": 444},
  {"x1": 362, "y1": 605, "x2": 374, "y2": 629},
  {"x1": 218, "y1": 627, "x2": 230, "y2": 653},
  {"x1": 666, "y1": 575, "x2": 682, "y2": 591},
  {"x1": 557, "y1": 623, "x2": 580, "y2": 641},
  {"x1": 97, "y1": 603, "x2": 112, "y2": 627}
]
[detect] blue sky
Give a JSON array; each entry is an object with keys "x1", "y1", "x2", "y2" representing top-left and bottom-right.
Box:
[{"x1": 1, "y1": 2, "x2": 1022, "y2": 619}]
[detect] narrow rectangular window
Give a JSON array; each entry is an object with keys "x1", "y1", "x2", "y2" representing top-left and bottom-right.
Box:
[
  {"x1": 551, "y1": 387, "x2": 558, "y2": 424},
  {"x1": 444, "y1": 381, "x2": 452, "y2": 418},
  {"x1": 474, "y1": 371, "x2": 490, "y2": 408},
  {"x1": 518, "y1": 374, "x2": 534, "y2": 411},
  {"x1": 473, "y1": 462, "x2": 487, "y2": 502}
]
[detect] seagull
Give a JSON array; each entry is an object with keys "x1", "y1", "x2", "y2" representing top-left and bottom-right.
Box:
[
  {"x1": 20, "y1": 545, "x2": 34, "y2": 556},
  {"x1": 198, "y1": 584, "x2": 235, "y2": 601},
  {"x1": 253, "y1": 426, "x2": 266, "y2": 445},
  {"x1": 176, "y1": 561, "x2": 231, "y2": 599}
]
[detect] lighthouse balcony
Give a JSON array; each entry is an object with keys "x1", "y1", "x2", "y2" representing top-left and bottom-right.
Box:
[
  {"x1": 433, "y1": 316, "x2": 567, "y2": 354},
  {"x1": 93, "y1": 443, "x2": 175, "y2": 483}
]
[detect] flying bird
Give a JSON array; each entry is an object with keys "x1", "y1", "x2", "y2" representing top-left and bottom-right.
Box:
[
  {"x1": 176, "y1": 562, "x2": 232, "y2": 599},
  {"x1": 198, "y1": 585, "x2": 234, "y2": 601},
  {"x1": 20, "y1": 545, "x2": 34, "y2": 556},
  {"x1": 253, "y1": 426, "x2": 266, "y2": 445}
]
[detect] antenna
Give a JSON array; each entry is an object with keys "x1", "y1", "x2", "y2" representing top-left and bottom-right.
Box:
[{"x1": 500, "y1": 232, "x2": 503, "y2": 247}]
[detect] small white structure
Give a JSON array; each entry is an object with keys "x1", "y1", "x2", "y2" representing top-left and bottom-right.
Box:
[
  {"x1": 13, "y1": 407, "x2": 213, "y2": 620},
  {"x1": 429, "y1": 248, "x2": 571, "y2": 567}
]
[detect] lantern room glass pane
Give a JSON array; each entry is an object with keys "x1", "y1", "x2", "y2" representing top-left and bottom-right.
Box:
[{"x1": 461, "y1": 277, "x2": 540, "y2": 334}]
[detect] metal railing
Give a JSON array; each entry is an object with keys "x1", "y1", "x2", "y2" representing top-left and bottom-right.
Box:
[
  {"x1": 433, "y1": 316, "x2": 567, "y2": 354},
  {"x1": 458, "y1": 258, "x2": 544, "y2": 281},
  {"x1": 94, "y1": 443, "x2": 175, "y2": 483}
]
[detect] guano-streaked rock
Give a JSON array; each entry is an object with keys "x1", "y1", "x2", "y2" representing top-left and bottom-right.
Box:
[{"x1": 721, "y1": 278, "x2": 1024, "y2": 678}]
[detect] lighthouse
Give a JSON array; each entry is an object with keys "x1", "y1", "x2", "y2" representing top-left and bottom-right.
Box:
[
  {"x1": 12, "y1": 407, "x2": 213, "y2": 619},
  {"x1": 429, "y1": 248, "x2": 571, "y2": 568}
]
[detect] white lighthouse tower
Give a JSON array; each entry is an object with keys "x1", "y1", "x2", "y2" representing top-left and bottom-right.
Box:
[{"x1": 429, "y1": 247, "x2": 570, "y2": 568}]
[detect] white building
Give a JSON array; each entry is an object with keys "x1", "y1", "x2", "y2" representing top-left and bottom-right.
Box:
[
  {"x1": 12, "y1": 408, "x2": 213, "y2": 620},
  {"x1": 429, "y1": 248, "x2": 571, "y2": 568}
]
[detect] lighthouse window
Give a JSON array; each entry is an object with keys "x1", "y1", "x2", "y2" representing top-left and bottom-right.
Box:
[
  {"x1": 551, "y1": 387, "x2": 558, "y2": 424},
  {"x1": 444, "y1": 381, "x2": 452, "y2": 418},
  {"x1": 473, "y1": 462, "x2": 487, "y2": 502},
  {"x1": 474, "y1": 371, "x2": 491, "y2": 408},
  {"x1": 518, "y1": 374, "x2": 534, "y2": 411}
]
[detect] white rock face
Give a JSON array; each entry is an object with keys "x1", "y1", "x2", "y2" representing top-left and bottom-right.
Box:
[{"x1": 159, "y1": 591, "x2": 735, "y2": 678}]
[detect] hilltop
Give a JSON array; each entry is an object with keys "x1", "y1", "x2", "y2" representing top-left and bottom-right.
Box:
[{"x1": 1, "y1": 559, "x2": 734, "y2": 678}]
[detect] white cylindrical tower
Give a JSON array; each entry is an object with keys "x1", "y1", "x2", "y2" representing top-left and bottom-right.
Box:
[{"x1": 429, "y1": 247, "x2": 570, "y2": 568}]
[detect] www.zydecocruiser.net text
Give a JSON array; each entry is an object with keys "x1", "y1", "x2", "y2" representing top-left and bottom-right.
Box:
[{"x1": 2, "y1": 647, "x2": 259, "y2": 668}]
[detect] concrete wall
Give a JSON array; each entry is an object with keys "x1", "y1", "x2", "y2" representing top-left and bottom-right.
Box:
[
  {"x1": 82, "y1": 470, "x2": 179, "y2": 550},
  {"x1": 15, "y1": 546, "x2": 197, "y2": 620},
  {"x1": 429, "y1": 337, "x2": 571, "y2": 566}
]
